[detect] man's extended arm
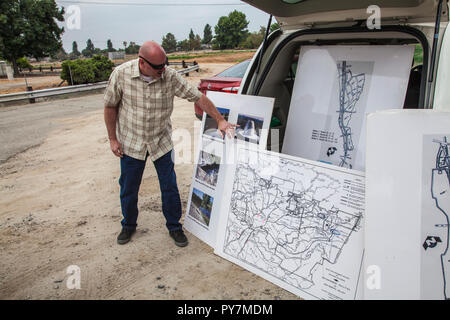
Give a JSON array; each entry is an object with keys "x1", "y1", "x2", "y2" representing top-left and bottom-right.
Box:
[
  {"x1": 195, "y1": 94, "x2": 238, "y2": 137},
  {"x1": 104, "y1": 106, "x2": 123, "y2": 158}
]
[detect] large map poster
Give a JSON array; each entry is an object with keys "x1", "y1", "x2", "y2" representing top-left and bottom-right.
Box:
[
  {"x1": 282, "y1": 45, "x2": 414, "y2": 171},
  {"x1": 365, "y1": 110, "x2": 450, "y2": 299},
  {"x1": 421, "y1": 135, "x2": 450, "y2": 300},
  {"x1": 184, "y1": 92, "x2": 274, "y2": 247},
  {"x1": 215, "y1": 146, "x2": 365, "y2": 300}
]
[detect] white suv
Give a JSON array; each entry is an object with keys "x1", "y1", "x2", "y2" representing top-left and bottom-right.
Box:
[{"x1": 240, "y1": 0, "x2": 449, "y2": 150}]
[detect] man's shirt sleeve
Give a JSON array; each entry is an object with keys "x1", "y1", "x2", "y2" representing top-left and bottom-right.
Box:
[
  {"x1": 104, "y1": 68, "x2": 122, "y2": 108},
  {"x1": 172, "y1": 70, "x2": 203, "y2": 102}
]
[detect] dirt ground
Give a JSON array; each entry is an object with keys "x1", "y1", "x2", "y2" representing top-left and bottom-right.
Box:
[
  {"x1": 175, "y1": 51, "x2": 255, "y2": 63},
  {"x1": 0, "y1": 62, "x2": 300, "y2": 300},
  {"x1": 0, "y1": 76, "x2": 67, "y2": 95}
]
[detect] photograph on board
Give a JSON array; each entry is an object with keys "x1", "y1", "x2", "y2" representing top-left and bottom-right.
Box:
[
  {"x1": 235, "y1": 113, "x2": 264, "y2": 144},
  {"x1": 203, "y1": 107, "x2": 230, "y2": 140},
  {"x1": 188, "y1": 187, "x2": 214, "y2": 228},
  {"x1": 195, "y1": 150, "x2": 221, "y2": 188}
]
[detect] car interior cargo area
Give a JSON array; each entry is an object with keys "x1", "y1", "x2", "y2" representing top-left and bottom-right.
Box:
[{"x1": 249, "y1": 27, "x2": 428, "y2": 152}]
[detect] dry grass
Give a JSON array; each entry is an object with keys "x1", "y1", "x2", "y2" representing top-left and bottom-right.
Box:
[{"x1": 0, "y1": 77, "x2": 67, "y2": 95}]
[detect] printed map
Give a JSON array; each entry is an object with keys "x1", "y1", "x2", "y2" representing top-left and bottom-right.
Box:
[{"x1": 217, "y1": 149, "x2": 365, "y2": 299}]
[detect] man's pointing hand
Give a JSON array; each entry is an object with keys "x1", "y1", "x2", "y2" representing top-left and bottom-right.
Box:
[{"x1": 217, "y1": 119, "x2": 239, "y2": 139}]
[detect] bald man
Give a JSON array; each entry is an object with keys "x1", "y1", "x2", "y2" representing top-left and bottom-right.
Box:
[{"x1": 104, "y1": 41, "x2": 236, "y2": 246}]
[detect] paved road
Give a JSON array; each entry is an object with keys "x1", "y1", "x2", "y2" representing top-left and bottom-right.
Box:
[
  {"x1": 0, "y1": 63, "x2": 230, "y2": 164},
  {"x1": 0, "y1": 93, "x2": 103, "y2": 163}
]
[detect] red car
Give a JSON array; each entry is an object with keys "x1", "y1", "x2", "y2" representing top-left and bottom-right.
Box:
[{"x1": 194, "y1": 59, "x2": 251, "y2": 119}]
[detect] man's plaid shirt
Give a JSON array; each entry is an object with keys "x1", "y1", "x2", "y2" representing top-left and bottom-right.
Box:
[{"x1": 104, "y1": 59, "x2": 202, "y2": 161}]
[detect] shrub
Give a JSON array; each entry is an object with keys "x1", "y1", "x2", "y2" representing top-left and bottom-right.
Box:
[
  {"x1": 90, "y1": 55, "x2": 115, "y2": 82},
  {"x1": 61, "y1": 59, "x2": 94, "y2": 84},
  {"x1": 17, "y1": 57, "x2": 32, "y2": 71},
  {"x1": 61, "y1": 55, "x2": 114, "y2": 85}
]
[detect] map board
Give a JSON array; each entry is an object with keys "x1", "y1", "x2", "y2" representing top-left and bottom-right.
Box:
[
  {"x1": 214, "y1": 146, "x2": 366, "y2": 300},
  {"x1": 282, "y1": 45, "x2": 414, "y2": 171},
  {"x1": 365, "y1": 110, "x2": 450, "y2": 299},
  {"x1": 184, "y1": 91, "x2": 274, "y2": 247}
]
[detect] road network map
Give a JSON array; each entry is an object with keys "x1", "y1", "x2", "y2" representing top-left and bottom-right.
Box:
[
  {"x1": 217, "y1": 149, "x2": 365, "y2": 300},
  {"x1": 337, "y1": 61, "x2": 366, "y2": 169},
  {"x1": 429, "y1": 136, "x2": 450, "y2": 299}
]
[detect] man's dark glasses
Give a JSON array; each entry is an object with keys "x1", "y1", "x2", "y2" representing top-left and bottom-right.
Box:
[{"x1": 139, "y1": 55, "x2": 168, "y2": 70}]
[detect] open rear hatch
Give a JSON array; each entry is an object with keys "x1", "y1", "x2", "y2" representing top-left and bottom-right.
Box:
[{"x1": 243, "y1": 0, "x2": 448, "y2": 27}]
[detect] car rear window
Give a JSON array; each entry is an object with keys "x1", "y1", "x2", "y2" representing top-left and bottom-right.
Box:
[{"x1": 216, "y1": 60, "x2": 251, "y2": 78}]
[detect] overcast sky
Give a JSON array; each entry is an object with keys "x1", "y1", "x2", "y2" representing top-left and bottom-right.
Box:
[{"x1": 54, "y1": 0, "x2": 271, "y2": 53}]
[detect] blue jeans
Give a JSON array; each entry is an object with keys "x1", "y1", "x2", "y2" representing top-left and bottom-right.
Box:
[{"x1": 119, "y1": 150, "x2": 182, "y2": 232}]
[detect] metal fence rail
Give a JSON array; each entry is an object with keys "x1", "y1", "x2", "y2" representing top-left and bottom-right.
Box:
[
  {"x1": 167, "y1": 61, "x2": 198, "y2": 67},
  {"x1": 0, "y1": 64, "x2": 199, "y2": 104},
  {"x1": 5, "y1": 61, "x2": 198, "y2": 77},
  {"x1": 0, "y1": 82, "x2": 107, "y2": 103},
  {"x1": 177, "y1": 64, "x2": 199, "y2": 75}
]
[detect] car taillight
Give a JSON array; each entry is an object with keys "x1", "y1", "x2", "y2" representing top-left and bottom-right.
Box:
[{"x1": 221, "y1": 87, "x2": 239, "y2": 94}]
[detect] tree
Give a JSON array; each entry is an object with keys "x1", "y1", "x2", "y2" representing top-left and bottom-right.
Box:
[
  {"x1": 270, "y1": 22, "x2": 280, "y2": 33},
  {"x1": 123, "y1": 41, "x2": 127, "y2": 50},
  {"x1": 161, "y1": 33, "x2": 177, "y2": 53},
  {"x1": 0, "y1": 0, "x2": 65, "y2": 75},
  {"x1": 0, "y1": 28, "x2": 5, "y2": 60},
  {"x1": 16, "y1": 57, "x2": 32, "y2": 71},
  {"x1": 192, "y1": 35, "x2": 202, "y2": 51},
  {"x1": 202, "y1": 24, "x2": 213, "y2": 44},
  {"x1": 107, "y1": 39, "x2": 115, "y2": 52},
  {"x1": 240, "y1": 24, "x2": 280, "y2": 49},
  {"x1": 189, "y1": 29, "x2": 195, "y2": 42},
  {"x1": 187, "y1": 29, "x2": 201, "y2": 51},
  {"x1": 92, "y1": 47, "x2": 102, "y2": 55},
  {"x1": 82, "y1": 39, "x2": 95, "y2": 57},
  {"x1": 72, "y1": 41, "x2": 80, "y2": 56},
  {"x1": 125, "y1": 42, "x2": 140, "y2": 54},
  {"x1": 51, "y1": 47, "x2": 68, "y2": 61},
  {"x1": 177, "y1": 39, "x2": 190, "y2": 52},
  {"x1": 214, "y1": 10, "x2": 249, "y2": 49},
  {"x1": 240, "y1": 26, "x2": 265, "y2": 49}
]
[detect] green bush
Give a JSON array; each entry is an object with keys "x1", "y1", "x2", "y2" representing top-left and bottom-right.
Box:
[
  {"x1": 61, "y1": 55, "x2": 114, "y2": 85},
  {"x1": 61, "y1": 59, "x2": 94, "y2": 84},
  {"x1": 17, "y1": 57, "x2": 32, "y2": 71},
  {"x1": 91, "y1": 55, "x2": 115, "y2": 82},
  {"x1": 414, "y1": 44, "x2": 423, "y2": 66}
]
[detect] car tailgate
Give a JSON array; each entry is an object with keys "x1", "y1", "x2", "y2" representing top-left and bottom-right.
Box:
[{"x1": 243, "y1": 0, "x2": 448, "y2": 27}]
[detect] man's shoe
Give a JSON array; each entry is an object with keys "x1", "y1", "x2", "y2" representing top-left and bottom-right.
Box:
[
  {"x1": 169, "y1": 229, "x2": 188, "y2": 247},
  {"x1": 117, "y1": 228, "x2": 135, "y2": 245}
]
